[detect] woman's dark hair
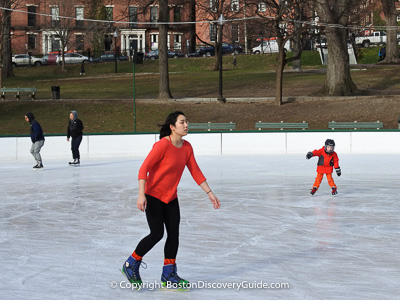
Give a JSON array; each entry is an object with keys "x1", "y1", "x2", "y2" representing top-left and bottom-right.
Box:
[{"x1": 159, "y1": 111, "x2": 185, "y2": 139}]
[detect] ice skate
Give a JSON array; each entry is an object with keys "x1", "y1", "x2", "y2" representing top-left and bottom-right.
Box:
[
  {"x1": 33, "y1": 163, "x2": 43, "y2": 170},
  {"x1": 69, "y1": 159, "x2": 80, "y2": 165},
  {"x1": 310, "y1": 187, "x2": 318, "y2": 196},
  {"x1": 161, "y1": 264, "x2": 189, "y2": 290},
  {"x1": 332, "y1": 187, "x2": 338, "y2": 196},
  {"x1": 121, "y1": 256, "x2": 146, "y2": 288}
]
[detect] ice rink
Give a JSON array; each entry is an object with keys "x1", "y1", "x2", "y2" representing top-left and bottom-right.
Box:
[{"x1": 1, "y1": 154, "x2": 399, "y2": 300}]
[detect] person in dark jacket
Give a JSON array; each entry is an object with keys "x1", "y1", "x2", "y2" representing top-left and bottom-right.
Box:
[
  {"x1": 67, "y1": 110, "x2": 84, "y2": 165},
  {"x1": 25, "y1": 112, "x2": 45, "y2": 169}
]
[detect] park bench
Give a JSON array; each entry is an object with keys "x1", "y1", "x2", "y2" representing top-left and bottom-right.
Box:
[
  {"x1": 189, "y1": 122, "x2": 236, "y2": 131},
  {"x1": 328, "y1": 121, "x2": 383, "y2": 130},
  {"x1": 255, "y1": 121, "x2": 308, "y2": 130},
  {"x1": 1, "y1": 87, "x2": 37, "y2": 100}
]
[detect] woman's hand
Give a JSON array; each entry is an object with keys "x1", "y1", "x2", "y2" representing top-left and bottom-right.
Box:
[
  {"x1": 208, "y1": 192, "x2": 221, "y2": 209},
  {"x1": 137, "y1": 194, "x2": 147, "y2": 212}
]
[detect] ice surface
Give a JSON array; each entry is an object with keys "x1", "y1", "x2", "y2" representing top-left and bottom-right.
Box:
[{"x1": 1, "y1": 154, "x2": 399, "y2": 300}]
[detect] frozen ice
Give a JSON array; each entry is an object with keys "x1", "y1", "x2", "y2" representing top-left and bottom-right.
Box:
[{"x1": 1, "y1": 154, "x2": 399, "y2": 299}]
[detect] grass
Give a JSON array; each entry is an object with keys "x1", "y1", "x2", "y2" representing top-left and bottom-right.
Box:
[{"x1": 1, "y1": 47, "x2": 400, "y2": 135}]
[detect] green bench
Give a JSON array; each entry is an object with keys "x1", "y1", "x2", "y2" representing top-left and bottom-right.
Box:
[
  {"x1": 255, "y1": 121, "x2": 308, "y2": 130},
  {"x1": 189, "y1": 122, "x2": 236, "y2": 131},
  {"x1": 1, "y1": 87, "x2": 37, "y2": 100},
  {"x1": 328, "y1": 121, "x2": 383, "y2": 130}
]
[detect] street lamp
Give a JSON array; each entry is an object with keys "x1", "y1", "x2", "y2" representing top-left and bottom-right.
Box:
[
  {"x1": 217, "y1": 14, "x2": 225, "y2": 102},
  {"x1": 114, "y1": 30, "x2": 118, "y2": 73}
]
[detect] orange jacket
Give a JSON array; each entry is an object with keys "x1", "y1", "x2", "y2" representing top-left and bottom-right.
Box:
[
  {"x1": 311, "y1": 147, "x2": 339, "y2": 174},
  {"x1": 138, "y1": 138, "x2": 206, "y2": 203}
]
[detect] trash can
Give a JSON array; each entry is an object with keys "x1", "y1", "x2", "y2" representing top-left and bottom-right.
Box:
[
  {"x1": 134, "y1": 52, "x2": 144, "y2": 64},
  {"x1": 51, "y1": 86, "x2": 60, "y2": 100},
  {"x1": 398, "y1": 117, "x2": 400, "y2": 129}
]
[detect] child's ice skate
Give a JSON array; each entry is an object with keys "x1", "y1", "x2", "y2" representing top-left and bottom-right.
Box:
[
  {"x1": 121, "y1": 256, "x2": 146, "y2": 288},
  {"x1": 161, "y1": 264, "x2": 189, "y2": 290},
  {"x1": 332, "y1": 187, "x2": 338, "y2": 196},
  {"x1": 310, "y1": 187, "x2": 318, "y2": 196}
]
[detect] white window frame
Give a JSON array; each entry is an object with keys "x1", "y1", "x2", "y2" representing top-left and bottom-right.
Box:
[{"x1": 231, "y1": 0, "x2": 239, "y2": 12}]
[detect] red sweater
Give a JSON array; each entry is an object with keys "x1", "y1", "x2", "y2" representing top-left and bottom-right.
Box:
[
  {"x1": 138, "y1": 138, "x2": 206, "y2": 203},
  {"x1": 312, "y1": 147, "x2": 340, "y2": 174}
]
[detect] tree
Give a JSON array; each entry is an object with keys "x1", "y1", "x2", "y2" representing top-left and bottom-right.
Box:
[
  {"x1": 46, "y1": 0, "x2": 76, "y2": 71},
  {"x1": 0, "y1": 0, "x2": 16, "y2": 84},
  {"x1": 312, "y1": 0, "x2": 363, "y2": 96},
  {"x1": 195, "y1": 0, "x2": 243, "y2": 71},
  {"x1": 380, "y1": 0, "x2": 400, "y2": 63},
  {"x1": 250, "y1": 0, "x2": 313, "y2": 105},
  {"x1": 158, "y1": 0, "x2": 173, "y2": 99}
]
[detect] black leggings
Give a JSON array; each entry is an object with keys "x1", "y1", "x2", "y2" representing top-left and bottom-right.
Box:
[
  {"x1": 71, "y1": 135, "x2": 82, "y2": 159},
  {"x1": 135, "y1": 195, "x2": 180, "y2": 259}
]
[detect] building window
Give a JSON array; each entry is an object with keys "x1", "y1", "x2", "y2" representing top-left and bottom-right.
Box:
[
  {"x1": 27, "y1": 6, "x2": 36, "y2": 27},
  {"x1": 231, "y1": 0, "x2": 239, "y2": 12},
  {"x1": 76, "y1": 35, "x2": 84, "y2": 51},
  {"x1": 28, "y1": 34, "x2": 36, "y2": 50},
  {"x1": 129, "y1": 7, "x2": 137, "y2": 28},
  {"x1": 150, "y1": 6, "x2": 158, "y2": 24},
  {"x1": 174, "y1": 6, "x2": 181, "y2": 22},
  {"x1": 150, "y1": 34, "x2": 158, "y2": 50},
  {"x1": 76, "y1": 7, "x2": 84, "y2": 26},
  {"x1": 231, "y1": 24, "x2": 239, "y2": 42},
  {"x1": 174, "y1": 34, "x2": 182, "y2": 50},
  {"x1": 210, "y1": 23, "x2": 216, "y2": 42},
  {"x1": 105, "y1": 7, "x2": 113, "y2": 21},
  {"x1": 209, "y1": 0, "x2": 216, "y2": 12},
  {"x1": 258, "y1": 2, "x2": 266, "y2": 12},
  {"x1": 51, "y1": 6, "x2": 60, "y2": 27}
]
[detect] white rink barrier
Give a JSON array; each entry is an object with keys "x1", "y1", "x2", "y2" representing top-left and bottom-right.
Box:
[{"x1": 1, "y1": 131, "x2": 399, "y2": 161}]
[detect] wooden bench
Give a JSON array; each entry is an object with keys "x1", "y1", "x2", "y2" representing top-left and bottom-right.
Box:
[
  {"x1": 255, "y1": 121, "x2": 308, "y2": 130},
  {"x1": 189, "y1": 122, "x2": 236, "y2": 131},
  {"x1": 1, "y1": 87, "x2": 37, "y2": 100},
  {"x1": 328, "y1": 121, "x2": 383, "y2": 130}
]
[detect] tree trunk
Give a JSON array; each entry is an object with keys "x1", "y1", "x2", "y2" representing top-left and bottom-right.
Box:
[
  {"x1": 321, "y1": 28, "x2": 358, "y2": 95},
  {"x1": 2, "y1": 3, "x2": 14, "y2": 78},
  {"x1": 158, "y1": 0, "x2": 172, "y2": 99},
  {"x1": 292, "y1": 5, "x2": 302, "y2": 72},
  {"x1": 188, "y1": 0, "x2": 196, "y2": 53},
  {"x1": 381, "y1": 0, "x2": 400, "y2": 63},
  {"x1": 275, "y1": 46, "x2": 286, "y2": 106}
]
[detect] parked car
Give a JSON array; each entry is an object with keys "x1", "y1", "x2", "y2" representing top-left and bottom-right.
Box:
[
  {"x1": 198, "y1": 43, "x2": 243, "y2": 57},
  {"x1": 185, "y1": 50, "x2": 202, "y2": 57},
  {"x1": 57, "y1": 53, "x2": 91, "y2": 64},
  {"x1": 144, "y1": 50, "x2": 185, "y2": 60},
  {"x1": 252, "y1": 38, "x2": 290, "y2": 54},
  {"x1": 92, "y1": 53, "x2": 129, "y2": 63},
  {"x1": 12, "y1": 54, "x2": 45, "y2": 67}
]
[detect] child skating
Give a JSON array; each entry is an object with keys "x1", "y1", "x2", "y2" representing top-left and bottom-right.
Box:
[{"x1": 306, "y1": 139, "x2": 341, "y2": 196}]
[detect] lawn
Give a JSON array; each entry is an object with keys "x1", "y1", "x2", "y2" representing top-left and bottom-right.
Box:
[{"x1": 1, "y1": 46, "x2": 400, "y2": 135}]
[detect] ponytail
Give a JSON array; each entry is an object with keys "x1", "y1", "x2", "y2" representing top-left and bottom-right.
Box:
[{"x1": 159, "y1": 111, "x2": 185, "y2": 139}]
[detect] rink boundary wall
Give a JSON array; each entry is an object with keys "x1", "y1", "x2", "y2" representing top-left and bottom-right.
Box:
[{"x1": 1, "y1": 130, "x2": 400, "y2": 161}]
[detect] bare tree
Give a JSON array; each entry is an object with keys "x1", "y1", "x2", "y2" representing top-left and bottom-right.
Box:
[
  {"x1": 195, "y1": 0, "x2": 243, "y2": 71},
  {"x1": 46, "y1": 0, "x2": 77, "y2": 70},
  {"x1": 312, "y1": 0, "x2": 363, "y2": 96},
  {"x1": 381, "y1": 0, "x2": 400, "y2": 63},
  {"x1": 158, "y1": 0, "x2": 173, "y2": 99},
  {"x1": 249, "y1": 0, "x2": 313, "y2": 105},
  {"x1": 0, "y1": 0, "x2": 17, "y2": 83}
]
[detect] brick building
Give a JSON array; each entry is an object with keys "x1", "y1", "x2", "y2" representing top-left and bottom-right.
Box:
[{"x1": 9, "y1": 0, "x2": 197, "y2": 56}]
